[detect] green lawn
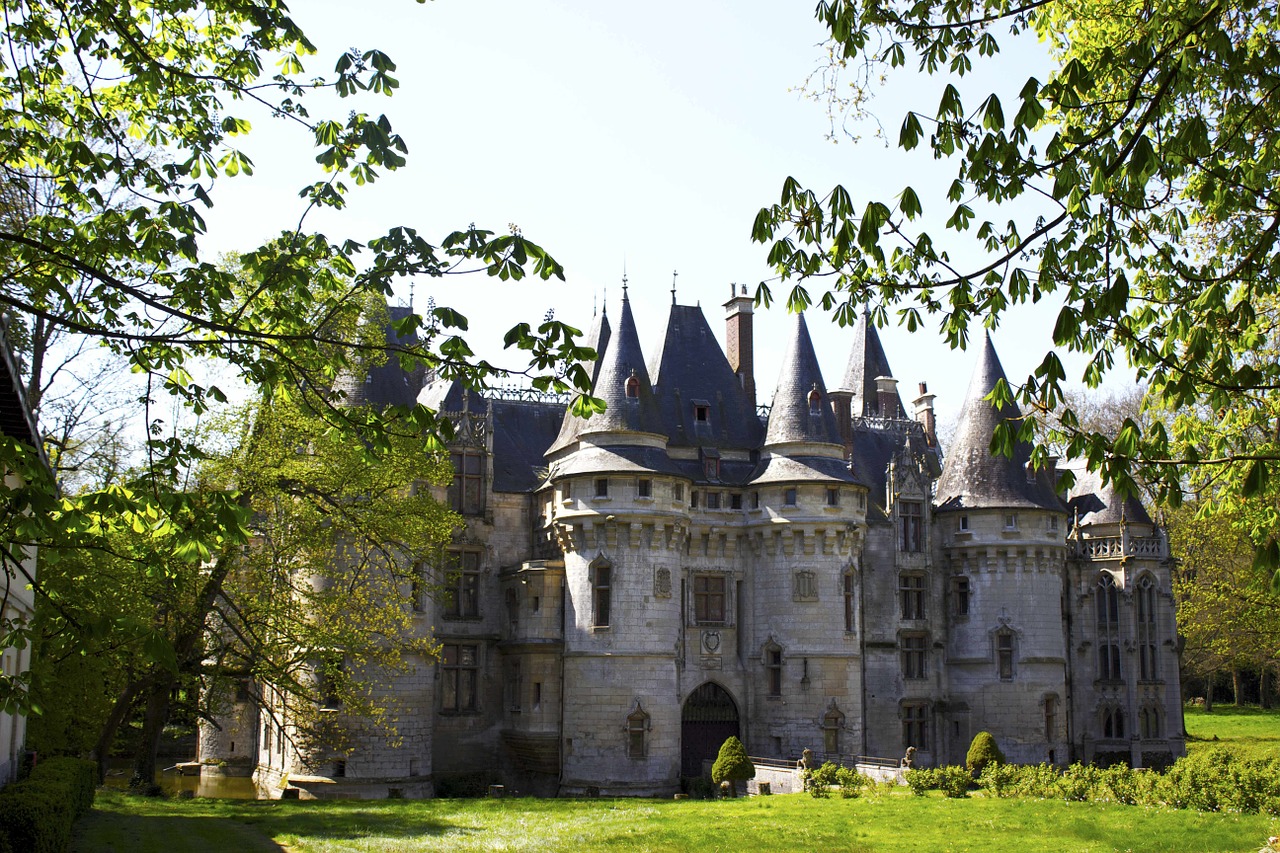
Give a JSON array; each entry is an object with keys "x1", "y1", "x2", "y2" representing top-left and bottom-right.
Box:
[
  {"x1": 1184, "y1": 703, "x2": 1280, "y2": 761},
  {"x1": 75, "y1": 786, "x2": 1278, "y2": 853},
  {"x1": 71, "y1": 706, "x2": 1280, "y2": 853}
]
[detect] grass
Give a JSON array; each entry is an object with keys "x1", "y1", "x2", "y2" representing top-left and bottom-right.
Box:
[
  {"x1": 1184, "y1": 703, "x2": 1280, "y2": 761},
  {"x1": 74, "y1": 787, "x2": 1278, "y2": 853},
  {"x1": 71, "y1": 705, "x2": 1280, "y2": 853}
]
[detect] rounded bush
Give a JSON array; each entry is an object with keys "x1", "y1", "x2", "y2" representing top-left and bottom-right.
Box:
[
  {"x1": 965, "y1": 731, "x2": 1006, "y2": 774},
  {"x1": 710, "y1": 736, "x2": 754, "y2": 797}
]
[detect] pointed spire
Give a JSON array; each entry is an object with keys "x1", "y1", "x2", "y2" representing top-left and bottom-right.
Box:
[
  {"x1": 549, "y1": 293, "x2": 663, "y2": 452},
  {"x1": 935, "y1": 333, "x2": 1064, "y2": 511},
  {"x1": 838, "y1": 306, "x2": 904, "y2": 417},
  {"x1": 764, "y1": 313, "x2": 842, "y2": 448}
]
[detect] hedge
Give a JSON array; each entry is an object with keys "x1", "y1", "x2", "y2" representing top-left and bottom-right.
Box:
[{"x1": 0, "y1": 756, "x2": 96, "y2": 853}]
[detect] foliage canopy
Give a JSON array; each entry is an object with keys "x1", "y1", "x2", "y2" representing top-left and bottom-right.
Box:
[{"x1": 756, "y1": 0, "x2": 1280, "y2": 584}]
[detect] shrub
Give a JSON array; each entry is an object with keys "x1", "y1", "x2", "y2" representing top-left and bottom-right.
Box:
[
  {"x1": 0, "y1": 756, "x2": 96, "y2": 853},
  {"x1": 978, "y1": 761, "x2": 1018, "y2": 798},
  {"x1": 1056, "y1": 763, "x2": 1102, "y2": 802},
  {"x1": 904, "y1": 767, "x2": 938, "y2": 796},
  {"x1": 833, "y1": 765, "x2": 868, "y2": 799},
  {"x1": 802, "y1": 762, "x2": 840, "y2": 798},
  {"x1": 710, "y1": 737, "x2": 754, "y2": 798},
  {"x1": 965, "y1": 731, "x2": 1005, "y2": 775},
  {"x1": 938, "y1": 765, "x2": 972, "y2": 799}
]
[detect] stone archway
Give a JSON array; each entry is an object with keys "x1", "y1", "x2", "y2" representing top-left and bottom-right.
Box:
[{"x1": 680, "y1": 682, "x2": 740, "y2": 777}]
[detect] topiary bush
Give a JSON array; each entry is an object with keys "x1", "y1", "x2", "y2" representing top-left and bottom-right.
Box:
[
  {"x1": 710, "y1": 736, "x2": 754, "y2": 798},
  {"x1": 965, "y1": 731, "x2": 1005, "y2": 775}
]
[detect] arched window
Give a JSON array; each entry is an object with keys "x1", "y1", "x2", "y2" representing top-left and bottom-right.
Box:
[
  {"x1": 1139, "y1": 705, "x2": 1161, "y2": 739},
  {"x1": 1102, "y1": 706, "x2": 1125, "y2": 739},
  {"x1": 625, "y1": 372, "x2": 639, "y2": 399},
  {"x1": 626, "y1": 701, "x2": 650, "y2": 758},
  {"x1": 764, "y1": 641, "x2": 783, "y2": 697},
  {"x1": 1096, "y1": 574, "x2": 1119, "y2": 627},
  {"x1": 591, "y1": 557, "x2": 612, "y2": 628},
  {"x1": 1136, "y1": 575, "x2": 1160, "y2": 681},
  {"x1": 808, "y1": 386, "x2": 822, "y2": 415},
  {"x1": 1136, "y1": 576, "x2": 1156, "y2": 624}
]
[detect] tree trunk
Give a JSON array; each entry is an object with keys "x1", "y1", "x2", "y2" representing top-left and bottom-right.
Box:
[
  {"x1": 1262, "y1": 666, "x2": 1274, "y2": 710},
  {"x1": 92, "y1": 678, "x2": 145, "y2": 783},
  {"x1": 1204, "y1": 672, "x2": 1214, "y2": 712},
  {"x1": 1232, "y1": 668, "x2": 1243, "y2": 706},
  {"x1": 131, "y1": 673, "x2": 175, "y2": 789}
]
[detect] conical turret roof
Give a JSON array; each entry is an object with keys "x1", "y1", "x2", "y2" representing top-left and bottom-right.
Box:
[
  {"x1": 583, "y1": 302, "x2": 612, "y2": 387},
  {"x1": 548, "y1": 292, "x2": 664, "y2": 453},
  {"x1": 763, "y1": 312, "x2": 843, "y2": 448},
  {"x1": 935, "y1": 333, "x2": 1065, "y2": 511},
  {"x1": 1065, "y1": 465, "x2": 1153, "y2": 527},
  {"x1": 333, "y1": 302, "x2": 424, "y2": 409},
  {"x1": 838, "y1": 307, "x2": 905, "y2": 417}
]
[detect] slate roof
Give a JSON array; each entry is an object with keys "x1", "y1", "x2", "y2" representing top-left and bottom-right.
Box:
[
  {"x1": 838, "y1": 308, "x2": 906, "y2": 417},
  {"x1": 1064, "y1": 465, "x2": 1153, "y2": 527},
  {"x1": 763, "y1": 313, "x2": 843, "y2": 448},
  {"x1": 748, "y1": 454, "x2": 858, "y2": 486},
  {"x1": 491, "y1": 399, "x2": 565, "y2": 492},
  {"x1": 417, "y1": 374, "x2": 485, "y2": 413},
  {"x1": 934, "y1": 333, "x2": 1066, "y2": 512},
  {"x1": 334, "y1": 304, "x2": 424, "y2": 409},
  {"x1": 849, "y1": 424, "x2": 939, "y2": 507},
  {"x1": 548, "y1": 293, "x2": 666, "y2": 453},
  {"x1": 0, "y1": 323, "x2": 40, "y2": 448},
  {"x1": 647, "y1": 304, "x2": 764, "y2": 450},
  {"x1": 550, "y1": 444, "x2": 685, "y2": 479}
]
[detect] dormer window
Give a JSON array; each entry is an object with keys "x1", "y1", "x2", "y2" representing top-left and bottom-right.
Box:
[
  {"x1": 625, "y1": 371, "x2": 639, "y2": 399},
  {"x1": 808, "y1": 385, "x2": 822, "y2": 415},
  {"x1": 693, "y1": 400, "x2": 711, "y2": 423}
]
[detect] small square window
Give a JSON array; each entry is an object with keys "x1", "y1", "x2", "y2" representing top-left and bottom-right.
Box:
[
  {"x1": 752, "y1": 491, "x2": 761, "y2": 510},
  {"x1": 784, "y1": 488, "x2": 798, "y2": 506},
  {"x1": 1004, "y1": 513, "x2": 1018, "y2": 530},
  {"x1": 691, "y1": 491, "x2": 700, "y2": 509},
  {"x1": 694, "y1": 404, "x2": 710, "y2": 422},
  {"x1": 638, "y1": 478, "x2": 652, "y2": 498},
  {"x1": 673, "y1": 483, "x2": 684, "y2": 501},
  {"x1": 730, "y1": 493, "x2": 743, "y2": 510},
  {"x1": 707, "y1": 491, "x2": 722, "y2": 510},
  {"x1": 1047, "y1": 515, "x2": 1059, "y2": 531},
  {"x1": 595, "y1": 478, "x2": 609, "y2": 498},
  {"x1": 827, "y1": 488, "x2": 840, "y2": 507},
  {"x1": 958, "y1": 515, "x2": 969, "y2": 531}
]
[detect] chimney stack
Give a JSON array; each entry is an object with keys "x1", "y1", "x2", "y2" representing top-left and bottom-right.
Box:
[
  {"x1": 913, "y1": 381, "x2": 937, "y2": 446},
  {"x1": 724, "y1": 283, "x2": 756, "y2": 412},
  {"x1": 874, "y1": 376, "x2": 900, "y2": 419}
]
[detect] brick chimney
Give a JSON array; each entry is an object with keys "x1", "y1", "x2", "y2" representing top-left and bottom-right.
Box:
[
  {"x1": 913, "y1": 381, "x2": 937, "y2": 446},
  {"x1": 874, "y1": 376, "x2": 899, "y2": 419},
  {"x1": 724, "y1": 283, "x2": 756, "y2": 411}
]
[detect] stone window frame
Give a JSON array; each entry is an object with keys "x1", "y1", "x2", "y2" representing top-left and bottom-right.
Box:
[
  {"x1": 637, "y1": 477, "x2": 652, "y2": 499},
  {"x1": 763, "y1": 639, "x2": 784, "y2": 698},
  {"x1": 504, "y1": 657, "x2": 522, "y2": 713},
  {"x1": 449, "y1": 448, "x2": 486, "y2": 516},
  {"x1": 900, "y1": 631, "x2": 928, "y2": 680},
  {"x1": 626, "y1": 700, "x2": 650, "y2": 759},
  {"x1": 693, "y1": 572, "x2": 728, "y2": 625},
  {"x1": 951, "y1": 575, "x2": 971, "y2": 618},
  {"x1": 591, "y1": 555, "x2": 613, "y2": 629},
  {"x1": 899, "y1": 572, "x2": 926, "y2": 620},
  {"x1": 899, "y1": 500, "x2": 924, "y2": 552},
  {"x1": 440, "y1": 642, "x2": 480, "y2": 715},
  {"x1": 784, "y1": 487, "x2": 798, "y2": 507},
  {"x1": 822, "y1": 700, "x2": 845, "y2": 756},
  {"x1": 1135, "y1": 574, "x2": 1160, "y2": 682},
  {"x1": 826, "y1": 487, "x2": 840, "y2": 507},
  {"x1": 995, "y1": 627, "x2": 1016, "y2": 681},
  {"x1": 1101, "y1": 704, "x2": 1125, "y2": 740},
  {"x1": 1043, "y1": 693, "x2": 1059, "y2": 742},
  {"x1": 901, "y1": 701, "x2": 930, "y2": 751},
  {"x1": 594, "y1": 477, "x2": 610, "y2": 498},
  {"x1": 442, "y1": 550, "x2": 482, "y2": 621},
  {"x1": 1138, "y1": 703, "x2": 1162, "y2": 739},
  {"x1": 1095, "y1": 572, "x2": 1122, "y2": 682},
  {"x1": 842, "y1": 570, "x2": 857, "y2": 634}
]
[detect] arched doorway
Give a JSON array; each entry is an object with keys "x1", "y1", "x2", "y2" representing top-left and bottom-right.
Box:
[{"x1": 681, "y1": 682, "x2": 740, "y2": 777}]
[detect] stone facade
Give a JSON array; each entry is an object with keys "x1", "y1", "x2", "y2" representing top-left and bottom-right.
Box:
[{"x1": 207, "y1": 294, "x2": 1184, "y2": 798}]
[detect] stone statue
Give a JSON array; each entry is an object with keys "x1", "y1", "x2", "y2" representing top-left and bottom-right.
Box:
[
  {"x1": 901, "y1": 746, "x2": 916, "y2": 769},
  {"x1": 796, "y1": 747, "x2": 815, "y2": 771}
]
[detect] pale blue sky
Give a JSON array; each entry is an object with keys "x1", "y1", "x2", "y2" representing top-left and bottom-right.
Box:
[{"x1": 200, "y1": 0, "x2": 1113, "y2": 431}]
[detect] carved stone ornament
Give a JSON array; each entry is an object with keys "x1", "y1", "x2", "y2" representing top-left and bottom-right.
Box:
[
  {"x1": 702, "y1": 630, "x2": 721, "y2": 653},
  {"x1": 654, "y1": 567, "x2": 672, "y2": 598}
]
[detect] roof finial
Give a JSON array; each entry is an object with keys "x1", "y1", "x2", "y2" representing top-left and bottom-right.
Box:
[
  {"x1": 671, "y1": 269, "x2": 678, "y2": 305},
  {"x1": 621, "y1": 270, "x2": 628, "y2": 302},
  {"x1": 408, "y1": 282, "x2": 415, "y2": 311}
]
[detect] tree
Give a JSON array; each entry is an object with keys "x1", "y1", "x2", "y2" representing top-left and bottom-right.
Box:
[
  {"x1": 754, "y1": 0, "x2": 1280, "y2": 585},
  {"x1": 710, "y1": 736, "x2": 754, "y2": 797},
  {"x1": 0, "y1": 2, "x2": 599, "y2": 721}
]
